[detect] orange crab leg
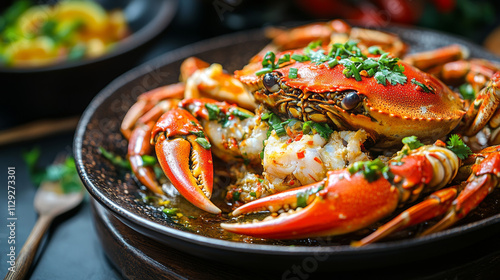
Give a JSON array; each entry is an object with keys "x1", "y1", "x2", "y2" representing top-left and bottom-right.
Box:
[
  {"x1": 128, "y1": 121, "x2": 164, "y2": 195},
  {"x1": 352, "y1": 186, "x2": 458, "y2": 247},
  {"x1": 463, "y1": 72, "x2": 500, "y2": 136},
  {"x1": 222, "y1": 170, "x2": 399, "y2": 239},
  {"x1": 152, "y1": 108, "x2": 221, "y2": 214},
  {"x1": 422, "y1": 151, "x2": 500, "y2": 235},
  {"x1": 121, "y1": 83, "x2": 185, "y2": 139},
  {"x1": 403, "y1": 44, "x2": 468, "y2": 72},
  {"x1": 125, "y1": 99, "x2": 180, "y2": 195}
]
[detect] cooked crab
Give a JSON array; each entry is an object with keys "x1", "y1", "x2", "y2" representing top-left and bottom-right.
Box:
[{"x1": 117, "y1": 20, "x2": 500, "y2": 245}]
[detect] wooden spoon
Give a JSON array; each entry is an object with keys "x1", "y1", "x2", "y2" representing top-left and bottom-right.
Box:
[{"x1": 4, "y1": 180, "x2": 84, "y2": 280}]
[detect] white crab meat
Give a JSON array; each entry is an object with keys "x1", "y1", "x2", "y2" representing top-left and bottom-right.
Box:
[
  {"x1": 264, "y1": 133, "x2": 326, "y2": 187},
  {"x1": 263, "y1": 129, "x2": 370, "y2": 190}
]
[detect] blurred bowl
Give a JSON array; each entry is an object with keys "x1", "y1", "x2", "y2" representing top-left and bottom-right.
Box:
[{"x1": 0, "y1": 0, "x2": 177, "y2": 128}]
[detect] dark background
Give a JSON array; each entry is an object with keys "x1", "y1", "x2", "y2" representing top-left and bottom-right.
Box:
[{"x1": 1, "y1": 0, "x2": 500, "y2": 279}]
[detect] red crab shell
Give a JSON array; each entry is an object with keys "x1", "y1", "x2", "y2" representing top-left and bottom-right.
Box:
[{"x1": 235, "y1": 55, "x2": 465, "y2": 147}]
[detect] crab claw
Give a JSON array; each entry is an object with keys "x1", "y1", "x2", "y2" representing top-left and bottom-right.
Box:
[
  {"x1": 152, "y1": 108, "x2": 221, "y2": 214},
  {"x1": 221, "y1": 170, "x2": 399, "y2": 239}
]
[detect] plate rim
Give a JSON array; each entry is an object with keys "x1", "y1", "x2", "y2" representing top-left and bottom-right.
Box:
[{"x1": 74, "y1": 26, "x2": 500, "y2": 257}]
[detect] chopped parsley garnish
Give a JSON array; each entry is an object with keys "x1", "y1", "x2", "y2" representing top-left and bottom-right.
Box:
[
  {"x1": 231, "y1": 109, "x2": 253, "y2": 120},
  {"x1": 163, "y1": 208, "x2": 179, "y2": 216},
  {"x1": 195, "y1": 137, "x2": 211, "y2": 149},
  {"x1": 278, "y1": 54, "x2": 291, "y2": 64},
  {"x1": 255, "y1": 51, "x2": 278, "y2": 75},
  {"x1": 302, "y1": 121, "x2": 333, "y2": 140},
  {"x1": 374, "y1": 67, "x2": 407, "y2": 86},
  {"x1": 232, "y1": 191, "x2": 241, "y2": 202},
  {"x1": 255, "y1": 40, "x2": 407, "y2": 86},
  {"x1": 291, "y1": 53, "x2": 309, "y2": 62},
  {"x1": 99, "y1": 147, "x2": 132, "y2": 169},
  {"x1": 330, "y1": 42, "x2": 407, "y2": 86},
  {"x1": 368, "y1": 46, "x2": 383, "y2": 55},
  {"x1": 327, "y1": 58, "x2": 338, "y2": 68},
  {"x1": 402, "y1": 136, "x2": 424, "y2": 150},
  {"x1": 262, "y1": 51, "x2": 277, "y2": 69},
  {"x1": 255, "y1": 67, "x2": 273, "y2": 76},
  {"x1": 204, "y1": 103, "x2": 252, "y2": 127},
  {"x1": 141, "y1": 155, "x2": 158, "y2": 166},
  {"x1": 98, "y1": 147, "x2": 157, "y2": 169},
  {"x1": 348, "y1": 159, "x2": 390, "y2": 182},
  {"x1": 256, "y1": 51, "x2": 291, "y2": 76},
  {"x1": 205, "y1": 103, "x2": 220, "y2": 120},
  {"x1": 459, "y1": 83, "x2": 475, "y2": 100},
  {"x1": 296, "y1": 184, "x2": 324, "y2": 207},
  {"x1": 262, "y1": 112, "x2": 289, "y2": 137},
  {"x1": 190, "y1": 130, "x2": 205, "y2": 138},
  {"x1": 446, "y1": 134, "x2": 472, "y2": 160},
  {"x1": 411, "y1": 78, "x2": 435, "y2": 93}
]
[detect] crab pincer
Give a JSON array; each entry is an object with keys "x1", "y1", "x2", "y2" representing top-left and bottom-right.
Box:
[{"x1": 151, "y1": 108, "x2": 221, "y2": 214}]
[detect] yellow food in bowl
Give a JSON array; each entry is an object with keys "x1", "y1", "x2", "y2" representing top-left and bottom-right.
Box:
[{"x1": 0, "y1": 0, "x2": 130, "y2": 67}]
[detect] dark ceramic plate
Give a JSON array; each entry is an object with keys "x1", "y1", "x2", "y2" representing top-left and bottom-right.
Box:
[
  {"x1": 75, "y1": 26, "x2": 500, "y2": 270},
  {"x1": 0, "y1": 0, "x2": 177, "y2": 125}
]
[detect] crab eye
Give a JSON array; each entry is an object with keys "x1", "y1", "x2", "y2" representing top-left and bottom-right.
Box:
[
  {"x1": 263, "y1": 73, "x2": 280, "y2": 93},
  {"x1": 341, "y1": 91, "x2": 361, "y2": 110}
]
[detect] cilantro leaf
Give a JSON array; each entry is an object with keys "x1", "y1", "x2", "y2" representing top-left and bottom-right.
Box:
[
  {"x1": 374, "y1": 71, "x2": 387, "y2": 86},
  {"x1": 99, "y1": 147, "x2": 131, "y2": 169},
  {"x1": 205, "y1": 103, "x2": 220, "y2": 121},
  {"x1": 347, "y1": 159, "x2": 389, "y2": 182},
  {"x1": 278, "y1": 54, "x2": 290, "y2": 64},
  {"x1": 402, "y1": 136, "x2": 424, "y2": 150},
  {"x1": 195, "y1": 138, "x2": 211, "y2": 149},
  {"x1": 262, "y1": 112, "x2": 289, "y2": 137},
  {"x1": 302, "y1": 121, "x2": 333, "y2": 140},
  {"x1": 368, "y1": 46, "x2": 383, "y2": 55},
  {"x1": 296, "y1": 184, "x2": 324, "y2": 207},
  {"x1": 446, "y1": 134, "x2": 472, "y2": 160},
  {"x1": 230, "y1": 108, "x2": 253, "y2": 120},
  {"x1": 411, "y1": 78, "x2": 435, "y2": 93},
  {"x1": 459, "y1": 83, "x2": 475, "y2": 100}
]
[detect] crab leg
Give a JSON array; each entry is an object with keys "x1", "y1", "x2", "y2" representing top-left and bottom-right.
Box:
[
  {"x1": 125, "y1": 99, "x2": 180, "y2": 195},
  {"x1": 403, "y1": 44, "x2": 469, "y2": 72},
  {"x1": 354, "y1": 146, "x2": 500, "y2": 245},
  {"x1": 463, "y1": 72, "x2": 500, "y2": 137},
  {"x1": 121, "y1": 83, "x2": 185, "y2": 139},
  {"x1": 352, "y1": 186, "x2": 459, "y2": 246},
  {"x1": 430, "y1": 59, "x2": 499, "y2": 87},
  {"x1": 422, "y1": 149, "x2": 500, "y2": 235},
  {"x1": 128, "y1": 121, "x2": 163, "y2": 195},
  {"x1": 151, "y1": 108, "x2": 221, "y2": 214},
  {"x1": 222, "y1": 144, "x2": 459, "y2": 240}
]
